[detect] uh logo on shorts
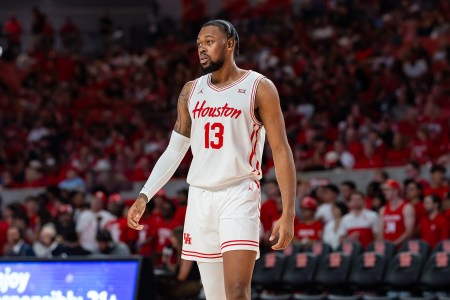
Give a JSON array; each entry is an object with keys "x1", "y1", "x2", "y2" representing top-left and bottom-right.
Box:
[{"x1": 184, "y1": 233, "x2": 192, "y2": 245}]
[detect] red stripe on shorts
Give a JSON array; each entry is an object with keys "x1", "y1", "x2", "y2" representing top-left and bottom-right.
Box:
[
  {"x1": 221, "y1": 240, "x2": 259, "y2": 248},
  {"x1": 182, "y1": 249, "x2": 222, "y2": 256},
  {"x1": 221, "y1": 243, "x2": 260, "y2": 250},
  {"x1": 182, "y1": 252, "x2": 222, "y2": 259}
]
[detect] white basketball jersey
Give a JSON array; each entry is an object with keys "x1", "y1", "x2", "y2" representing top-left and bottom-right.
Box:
[{"x1": 186, "y1": 70, "x2": 266, "y2": 190}]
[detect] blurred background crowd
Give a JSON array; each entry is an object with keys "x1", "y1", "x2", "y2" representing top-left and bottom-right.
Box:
[{"x1": 0, "y1": 0, "x2": 449, "y2": 298}]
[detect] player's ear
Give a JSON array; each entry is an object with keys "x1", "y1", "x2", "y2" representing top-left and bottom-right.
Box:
[{"x1": 227, "y1": 38, "x2": 234, "y2": 52}]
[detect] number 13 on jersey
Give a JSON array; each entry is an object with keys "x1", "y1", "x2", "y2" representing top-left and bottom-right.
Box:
[{"x1": 204, "y1": 122, "x2": 224, "y2": 149}]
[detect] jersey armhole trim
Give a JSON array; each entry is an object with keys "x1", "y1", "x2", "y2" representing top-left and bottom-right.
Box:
[
  {"x1": 187, "y1": 79, "x2": 199, "y2": 107},
  {"x1": 250, "y1": 75, "x2": 265, "y2": 126}
]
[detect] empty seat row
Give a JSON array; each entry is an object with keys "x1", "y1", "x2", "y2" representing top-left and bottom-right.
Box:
[
  {"x1": 275, "y1": 239, "x2": 450, "y2": 261},
  {"x1": 252, "y1": 240, "x2": 450, "y2": 300}
]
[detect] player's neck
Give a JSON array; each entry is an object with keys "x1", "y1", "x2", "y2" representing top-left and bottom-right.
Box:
[{"x1": 210, "y1": 61, "x2": 243, "y2": 85}]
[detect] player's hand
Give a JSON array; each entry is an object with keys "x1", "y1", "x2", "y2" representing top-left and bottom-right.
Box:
[
  {"x1": 127, "y1": 194, "x2": 147, "y2": 230},
  {"x1": 270, "y1": 214, "x2": 294, "y2": 250}
]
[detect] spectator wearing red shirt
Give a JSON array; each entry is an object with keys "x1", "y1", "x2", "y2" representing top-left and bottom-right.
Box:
[
  {"x1": 404, "y1": 180, "x2": 426, "y2": 228},
  {"x1": 395, "y1": 107, "x2": 419, "y2": 140},
  {"x1": 147, "y1": 199, "x2": 181, "y2": 266},
  {"x1": 427, "y1": 127, "x2": 448, "y2": 162},
  {"x1": 3, "y1": 13, "x2": 23, "y2": 60},
  {"x1": 385, "y1": 132, "x2": 410, "y2": 166},
  {"x1": 302, "y1": 136, "x2": 329, "y2": 171},
  {"x1": 443, "y1": 192, "x2": 450, "y2": 235},
  {"x1": 410, "y1": 127, "x2": 431, "y2": 164},
  {"x1": 4, "y1": 14, "x2": 22, "y2": 40},
  {"x1": 294, "y1": 197, "x2": 323, "y2": 247},
  {"x1": 181, "y1": 0, "x2": 206, "y2": 27},
  {"x1": 221, "y1": 0, "x2": 251, "y2": 19},
  {"x1": 424, "y1": 165, "x2": 449, "y2": 200},
  {"x1": 173, "y1": 188, "x2": 189, "y2": 226},
  {"x1": 104, "y1": 194, "x2": 138, "y2": 252},
  {"x1": 136, "y1": 192, "x2": 166, "y2": 256},
  {"x1": 295, "y1": 180, "x2": 312, "y2": 218},
  {"x1": 0, "y1": 219, "x2": 8, "y2": 256},
  {"x1": 353, "y1": 142, "x2": 384, "y2": 169},
  {"x1": 254, "y1": 0, "x2": 291, "y2": 17},
  {"x1": 344, "y1": 127, "x2": 363, "y2": 159},
  {"x1": 404, "y1": 161, "x2": 430, "y2": 189},
  {"x1": 419, "y1": 194, "x2": 448, "y2": 248},
  {"x1": 366, "y1": 129, "x2": 387, "y2": 158},
  {"x1": 260, "y1": 180, "x2": 282, "y2": 237},
  {"x1": 59, "y1": 17, "x2": 82, "y2": 52},
  {"x1": 136, "y1": 210, "x2": 156, "y2": 256},
  {"x1": 379, "y1": 179, "x2": 415, "y2": 247}
]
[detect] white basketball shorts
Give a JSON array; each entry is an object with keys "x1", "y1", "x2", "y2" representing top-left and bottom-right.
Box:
[{"x1": 181, "y1": 180, "x2": 261, "y2": 262}]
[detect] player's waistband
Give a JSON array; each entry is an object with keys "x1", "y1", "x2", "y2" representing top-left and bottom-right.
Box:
[{"x1": 189, "y1": 178, "x2": 261, "y2": 193}]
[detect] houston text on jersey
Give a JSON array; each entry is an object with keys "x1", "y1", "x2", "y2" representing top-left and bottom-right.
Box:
[{"x1": 192, "y1": 100, "x2": 242, "y2": 119}]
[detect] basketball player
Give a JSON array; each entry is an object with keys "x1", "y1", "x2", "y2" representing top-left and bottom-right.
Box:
[{"x1": 127, "y1": 20, "x2": 296, "y2": 300}]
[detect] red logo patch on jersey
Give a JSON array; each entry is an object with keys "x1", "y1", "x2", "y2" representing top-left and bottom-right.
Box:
[{"x1": 184, "y1": 233, "x2": 192, "y2": 245}]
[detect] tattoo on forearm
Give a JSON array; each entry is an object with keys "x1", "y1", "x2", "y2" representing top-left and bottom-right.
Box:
[{"x1": 174, "y1": 82, "x2": 192, "y2": 137}]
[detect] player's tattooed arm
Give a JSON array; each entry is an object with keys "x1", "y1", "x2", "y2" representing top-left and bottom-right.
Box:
[{"x1": 174, "y1": 81, "x2": 194, "y2": 138}]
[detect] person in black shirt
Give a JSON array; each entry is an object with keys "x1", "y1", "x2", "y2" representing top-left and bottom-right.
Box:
[{"x1": 52, "y1": 230, "x2": 91, "y2": 257}]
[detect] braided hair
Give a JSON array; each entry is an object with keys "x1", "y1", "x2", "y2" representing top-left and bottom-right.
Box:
[{"x1": 202, "y1": 19, "x2": 240, "y2": 56}]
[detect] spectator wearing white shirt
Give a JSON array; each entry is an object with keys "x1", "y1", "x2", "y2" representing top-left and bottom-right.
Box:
[
  {"x1": 315, "y1": 184, "x2": 340, "y2": 224},
  {"x1": 339, "y1": 191, "x2": 381, "y2": 248},
  {"x1": 76, "y1": 191, "x2": 116, "y2": 252},
  {"x1": 323, "y1": 202, "x2": 349, "y2": 250},
  {"x1": 33, "y1": 223, "x2": 64, "y2": 257}
]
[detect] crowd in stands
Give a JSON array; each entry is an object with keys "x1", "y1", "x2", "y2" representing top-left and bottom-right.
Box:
[
  {"x1": 0, "y1": 0, "x2": 449, "y2": 298},
  {"x1": 253, "y1": 164, "x2": 450, "y2": 298},
  {"x1": 1, "y1": 160, "x2": 450, "y2": 297},
  {"x1": 0, "y1": 0, "x2": 449, "y2": 192},
  {"x1": 260, "y1": 162, "x2": 450, "y2": 254}
]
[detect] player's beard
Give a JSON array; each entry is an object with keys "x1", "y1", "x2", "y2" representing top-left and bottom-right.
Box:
[{"x1": 201, "y1": 47, "x2": 226, "y2": 74}]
